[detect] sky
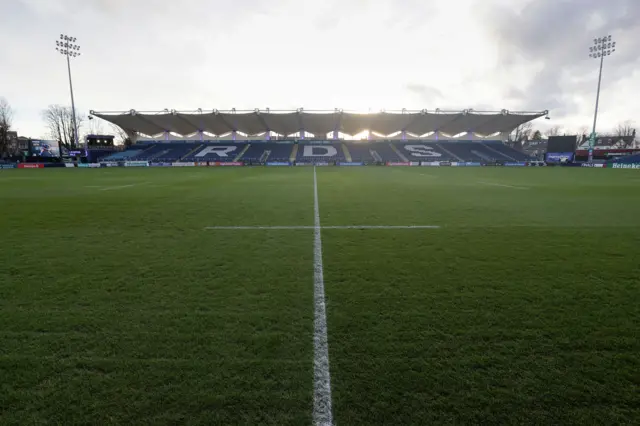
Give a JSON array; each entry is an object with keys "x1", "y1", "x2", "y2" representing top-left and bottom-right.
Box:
[{"x1": 1, "y1": 0, "x2": 639, "y2": 139}]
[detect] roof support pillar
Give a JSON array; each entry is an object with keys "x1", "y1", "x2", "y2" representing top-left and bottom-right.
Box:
[
  {"x1": 333, "y1": 110, "x2": 343, "y2": 140},
  {"x1": 401, "y1": 130, "x2": 407, "y2": 141},
  {"x1": 254, "y1": 111, "x2": 271, "y2": 141}
]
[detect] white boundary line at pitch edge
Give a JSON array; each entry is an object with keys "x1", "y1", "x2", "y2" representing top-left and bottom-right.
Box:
[{"x1": 312, "y1": 166, "x2": 333, "y2": 426}]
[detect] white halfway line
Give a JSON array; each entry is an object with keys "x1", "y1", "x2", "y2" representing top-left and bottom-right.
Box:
[
  {"x1": 100, "y1": 184, "x2": 137, "y2": 191},
  {"x1": 99, "y1": 182, "x2": 148, "y2": 191},
  {"x1": 205, "y1": 225, "x2": 440, "y2": 230},
  {"x1": 313, "y1": 166, "x2": 333, "y2": 426},
  {"x1": 478, "y1": 181, "x2": 529, "y2": 190}
]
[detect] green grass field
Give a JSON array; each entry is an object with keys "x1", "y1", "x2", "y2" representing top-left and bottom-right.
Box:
[{"x1": 1, "y1": 166, "x2": 639, "y2": 425}]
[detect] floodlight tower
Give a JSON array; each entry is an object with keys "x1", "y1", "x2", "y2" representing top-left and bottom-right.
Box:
[
  {"x1": 55, "y1": 34, "x2": 81, "y2": 148},
  {"x1": 587, "y1": 35, "x2": 616, "y2": 162}
]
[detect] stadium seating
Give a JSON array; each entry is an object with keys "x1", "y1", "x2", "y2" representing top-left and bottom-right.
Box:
[
  {"x1": 518, "y1": 140, "x2": 547, "y2": 159},
  {"x1": 481, "y1": 141, "x2": 531, "y2": 161},
  {"x1": 431, "y1": 142, "x2": 495, "y2": 162},
  {"x1": 239, "y1": 143, "x2": 294, "y2": 163},
  {"x1": 132, "y1": 143, "x2": 198, "y2": 162},
  {"x1": 343, "y1": 142, "x2": 402, "y2": 163},
  {"x1": 101, "y1": 149, "x2": 144, "y2": 161},
  {"x1": 388, "y1": 141, "x2": 531, "y2": 163},
  {"x1": 343, "y1": 142, "x2": 403, "y2": 162},
  {"x1": 395, "y1": 143, "x2": 450, "y2": 162},
  {"x1": 295, "y1": 143, "x2": 345, "y2": 163},
  {"x1": 344, "y1": 143, "x2": 374, "y2": 162},
  {"x1": 183, "y1": 143, "x2": 248, "y2": 162},
  {"x1": 97, "y1": 140, "x2": 531, "y2": 164},
  {"x1": 612, "y1": 153, "x2": 640, "y2": 164}
]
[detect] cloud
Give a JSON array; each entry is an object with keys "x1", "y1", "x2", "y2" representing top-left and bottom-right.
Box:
[
  {"x1": 478, "y1": 0, "x2": 640, "y2": 123},
  {"x1": 1, "y1": 0, "x2": 639, "y2": 137},
  {"x1": 405, "y1": 84, "x2": 443, "y2": 103}
]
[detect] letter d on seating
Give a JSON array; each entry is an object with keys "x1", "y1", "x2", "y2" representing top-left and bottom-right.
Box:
[{"x1": 303, "y1": 145, "x2": 337, "y2": 157}]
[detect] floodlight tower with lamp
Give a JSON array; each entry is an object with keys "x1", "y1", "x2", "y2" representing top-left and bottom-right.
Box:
[
  {"x1": 587, "y1": 35, "x2": 616, "y2": 162},
  {"x1": 55, "y1": 34, "x2": 81, "y2": 148}
]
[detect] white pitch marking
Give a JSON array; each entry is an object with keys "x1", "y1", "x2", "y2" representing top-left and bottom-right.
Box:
[
  {"x1": 205, "y1": 225, "x2": 314, "y2": 230},
  {"x1": 313, "y1": 166, "x2": 333, "y2": 426},
  {"x1": 478, "y1": 181, "x2": 529, "y2": 190},
  {"x1": 100, "y1": 184, "x2": 137, "y2": 191},
  {"x1": 204, "y1": 225, "x2": 440, "y2": 230},
  {"x1": 99, "y1": 182, "x2": 148, "y2": 191},
  {"x1": 322, "y1": 225, "x2": 440, "y2": 230}
]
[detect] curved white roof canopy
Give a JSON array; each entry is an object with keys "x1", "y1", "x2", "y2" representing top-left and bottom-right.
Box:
[{"x1": 92, "y1": 109, "x2": 547, "y2": 138}]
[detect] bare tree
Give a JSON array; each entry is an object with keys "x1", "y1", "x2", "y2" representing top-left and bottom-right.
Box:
[
  {"x1": 85, "y1": 117, "x2": 105, "y2": 137},
  {"x1": 610, "y1": 120, "x2": 635, "y2": 148},
  {"x1": 614, "y1": 120, "x2": 635, "y2": 137},
  {"x1": 0, "y1": 97, "x2": 14, "y2": 157},
  {"x1": 511, "y1": 122, "x2": 532, "y2": 143},
  {"x1": 42, "y1": 105, "x2": 84, "y2": 148},
  {"x1": 108, "y1": 123, "x2": 130, "y2": 145},
  {"x1": 544, "y1": 126, "x2": 561, "y2": 138},
  {"x1": 576, "y1": 126, "x2": 590, "y2": 144}
]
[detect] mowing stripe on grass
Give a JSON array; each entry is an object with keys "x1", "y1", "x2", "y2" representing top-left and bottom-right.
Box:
[
  {"x1": 478, "y1": 181, "x2": 529, "y2": 190},
  {"x1": 313, "y1": 166, "x2": 333, "y2": 426}
]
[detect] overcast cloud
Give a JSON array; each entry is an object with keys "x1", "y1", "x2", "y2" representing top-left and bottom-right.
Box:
[{"x1": 1, "y1": 0, "x2": 639, "y2": 138}]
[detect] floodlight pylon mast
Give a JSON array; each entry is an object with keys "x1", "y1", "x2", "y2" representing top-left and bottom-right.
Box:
[
  {"x1": 55, "y1": 34, "x2": 81, "y2": 148},
  {"x1": 587, "y1": 35, "x2": 616, "y2": 163}
]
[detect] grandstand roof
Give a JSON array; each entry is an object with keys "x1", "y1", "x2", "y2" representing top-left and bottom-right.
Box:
[{"x1": 91, "y1": 109, "x2": 548, "y2": 138}]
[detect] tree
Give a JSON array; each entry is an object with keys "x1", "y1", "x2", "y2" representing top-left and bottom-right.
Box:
[
  {"x1": 109, "y1": 123, "x2": 130, "y2": 145},
  {"x1": 612, "y1": 120, "x2": 636, "y2": 148},
  {"x1": 577, "y1": 126, "x2": 590, "y2": 144},
  {"x1": 85, "y1": 117, "x2": 105, "y2": 137},
  {"x1": 531, "y1": 130, "x2": 542, "y2": 140},
  {"x1": 42, "y1": 105, "x2": 84, "y2": 149},
  {"x1": 544, "y1": 126, "x2": 561, "y2": 138},
  {"x1": 511, "y1": 122, "x2": 532, "y2": 142},
  {"x1": 615, "y1": 120, "x2": 635, "y2": 137},
  {"x1": 0, "y1": 97, "x2": 13, "y2": 157}
]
